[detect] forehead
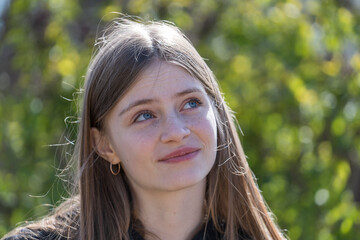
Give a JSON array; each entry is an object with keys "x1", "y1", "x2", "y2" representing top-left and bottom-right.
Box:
[{"x1": 123, "y1": 61, "x2": 206, "y2": 99}]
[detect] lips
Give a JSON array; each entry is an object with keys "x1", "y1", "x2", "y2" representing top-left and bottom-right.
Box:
[{"x1": 159, "y1": 147, "x2": 200, "y2": 163}]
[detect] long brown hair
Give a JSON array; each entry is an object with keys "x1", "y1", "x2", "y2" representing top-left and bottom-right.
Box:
[
  {"x1": 4, "y1": 16, "x2": 286, "y2": 240},
  {"x1": 77, "y1": 17, "x2": 285, "y2": 240}
]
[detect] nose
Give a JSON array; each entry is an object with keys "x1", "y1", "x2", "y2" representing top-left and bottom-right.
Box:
[{"x1": 160, "y1": 113, "x2": 190, "y2": 143}]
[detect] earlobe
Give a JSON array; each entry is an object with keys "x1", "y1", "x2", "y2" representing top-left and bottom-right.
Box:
[{"x1": 90, "y1": 128, "x2": 120, "y2": 164}]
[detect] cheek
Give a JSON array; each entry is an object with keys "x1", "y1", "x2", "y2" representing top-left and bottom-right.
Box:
[
  {"x1": 206, "y1": 108, "x2": 218, "y2": 139},
  {"x1": 130, "y1": 130, "x2": 156, "y2": 147},
  {"x1": 113, "y1": 128, "x2": 157, "y2": 163},
  {"x1": 187, "y1": 108, "x2": 217, "y2": 146}
]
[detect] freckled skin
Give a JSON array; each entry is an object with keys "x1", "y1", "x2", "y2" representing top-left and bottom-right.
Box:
[{"x1": 104, "y1": 61, "x2": 218, "y2": 195}]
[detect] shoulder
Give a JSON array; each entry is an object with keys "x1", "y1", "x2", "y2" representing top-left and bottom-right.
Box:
[
  {"x1": 2, "y1": 227, "x2": 65, "y2": 240},
  {"x1": 238, "y1": 228, "x2": 252, "y2": 240},
  {"x1": 2, "y1": 197, "x2": 80, "y2": 240}
]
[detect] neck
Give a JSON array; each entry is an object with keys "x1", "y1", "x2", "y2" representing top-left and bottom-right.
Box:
[{"x1": 132, "y1": 181, "x2": 206, "y2": 240}]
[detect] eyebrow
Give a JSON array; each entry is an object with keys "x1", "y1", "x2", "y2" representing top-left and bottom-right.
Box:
[{"x1": 118, "y1": 87, "x2": 203, "y2": 116}]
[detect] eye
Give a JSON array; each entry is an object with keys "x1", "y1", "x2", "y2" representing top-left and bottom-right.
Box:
[
  {"x1": 183, "y1": 98, "x2": 202, "y2": 110},
  {"x1": 134, "y1": 111, "x2": 154, "y2": 122}
]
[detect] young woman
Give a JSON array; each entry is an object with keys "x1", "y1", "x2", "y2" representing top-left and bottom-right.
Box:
[{"x1": 3, "y1": 17, "x2": 286, "y2": 240}]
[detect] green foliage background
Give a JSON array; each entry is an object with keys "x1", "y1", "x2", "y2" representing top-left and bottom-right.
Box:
[{"x1": 1, "y1": 0, "x2": 359, "y2": 239}]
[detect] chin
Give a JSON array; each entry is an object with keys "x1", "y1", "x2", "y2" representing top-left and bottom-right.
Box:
[{"x1": 159, "y1": 173, "x2": 207, "y2": 192}]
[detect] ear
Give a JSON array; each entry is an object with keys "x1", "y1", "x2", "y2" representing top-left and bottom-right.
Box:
[{"x1": 90, "y1": 128, "x2": 121, "y2": 164}]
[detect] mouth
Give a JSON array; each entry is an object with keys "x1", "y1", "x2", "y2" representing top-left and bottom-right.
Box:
[{"x1": 159, "y1": 147, "x2": 201, "y2": 163}]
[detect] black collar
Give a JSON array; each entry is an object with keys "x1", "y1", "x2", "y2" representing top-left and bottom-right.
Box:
[{"x1": 129, "y1": 219, "x2": 250, "y2": 240}]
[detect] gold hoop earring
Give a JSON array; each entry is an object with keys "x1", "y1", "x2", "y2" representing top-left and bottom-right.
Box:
[{"x1": 110, "y1": 162, "x2": 121, "y2": 175}]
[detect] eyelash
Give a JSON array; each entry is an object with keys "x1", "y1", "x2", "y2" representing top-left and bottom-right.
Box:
[
  {"x1": 133, "y1": 98, "x2": 203, "y2": 123},
  {"x1": 134, "y1": 110, "x2": 154, "y2": 123},
  {"x1": 183, "y1": 98, "x2": 202, "y2": 109}
]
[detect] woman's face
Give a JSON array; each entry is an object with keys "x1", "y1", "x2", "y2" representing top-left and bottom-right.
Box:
[{"x1": 99, "y1": 61, "x2": 217, "y2": 195}]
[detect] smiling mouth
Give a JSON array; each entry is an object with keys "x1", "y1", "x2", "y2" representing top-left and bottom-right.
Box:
[{"x1": 159, "y1": 147, "x2": 200, "y2": 163}]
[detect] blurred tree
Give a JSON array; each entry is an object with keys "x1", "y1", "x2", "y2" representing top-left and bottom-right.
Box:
[{"x1": 0, "y1": 0, "x2": 359, "y2": 239}]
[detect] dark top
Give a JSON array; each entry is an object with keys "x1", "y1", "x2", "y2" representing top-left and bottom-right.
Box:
[{"x1": 3, "y1": 220, "x2": 251, "y2": 240}]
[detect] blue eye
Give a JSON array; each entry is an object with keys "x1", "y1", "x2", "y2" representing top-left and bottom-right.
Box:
[
  {"x1": 183, "y1": 99, "x2": 201, "y2": 110},
  {"x1": 135, "y1": 112, "x2": 154, "y2": 122}
]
